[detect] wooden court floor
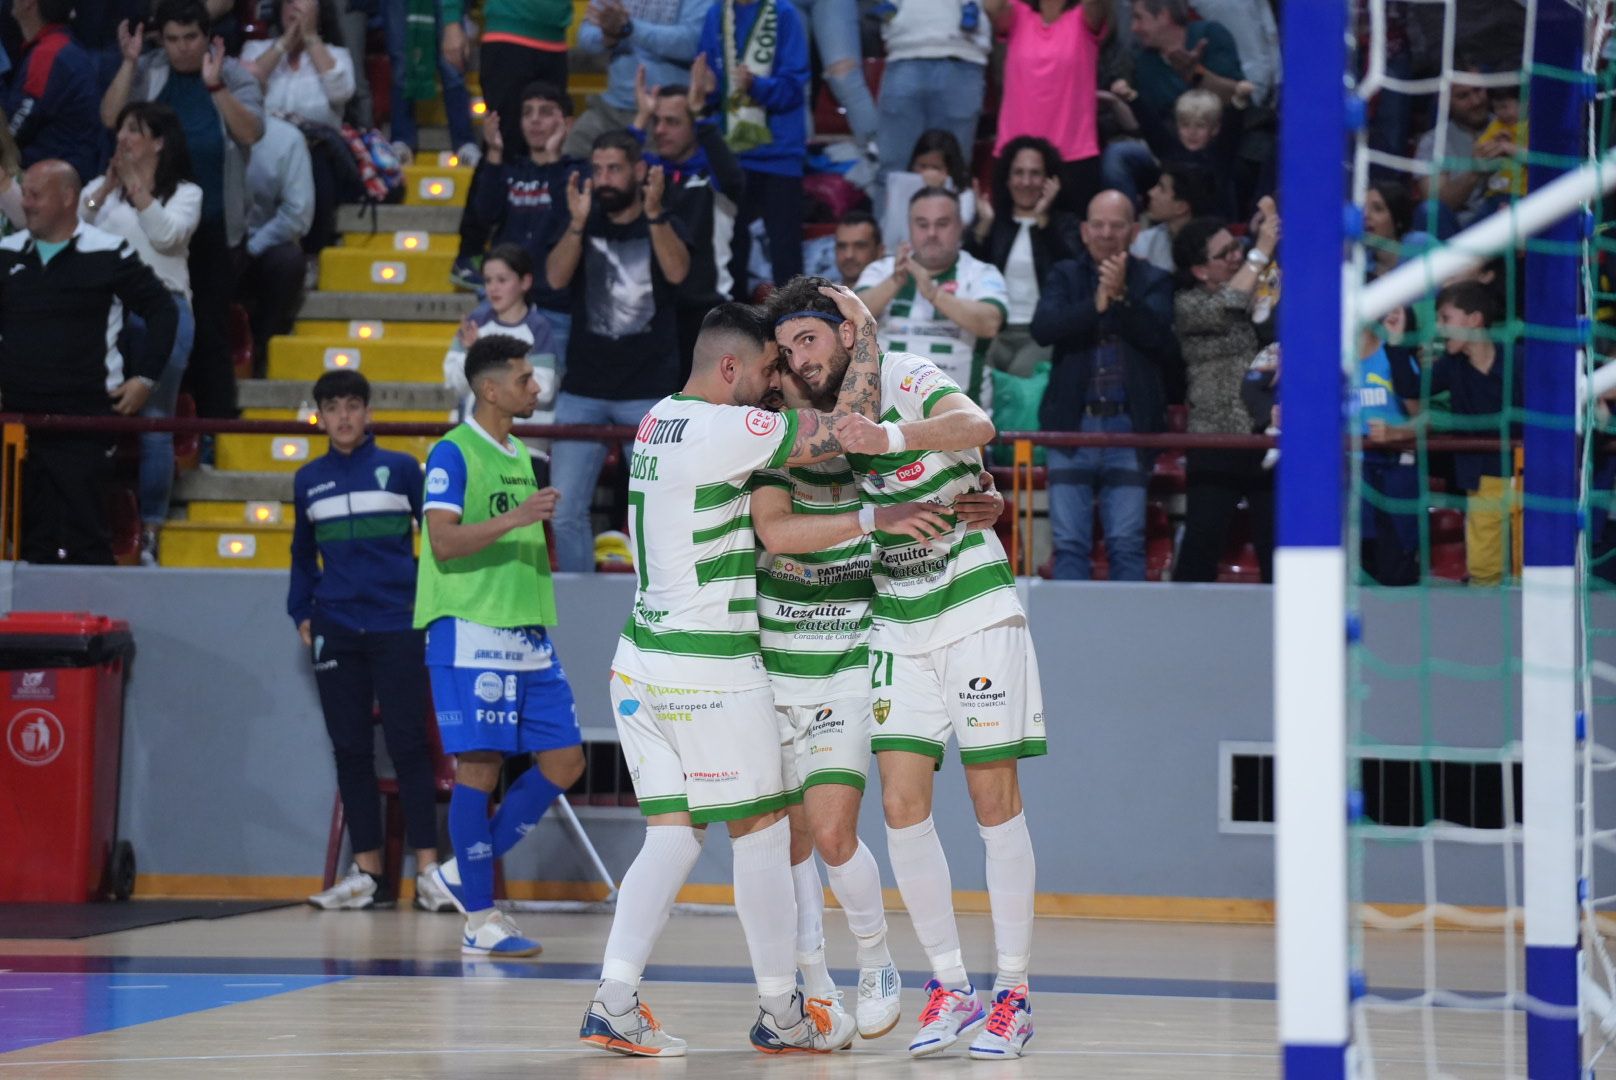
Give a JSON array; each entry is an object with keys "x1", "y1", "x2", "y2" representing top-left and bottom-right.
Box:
[{"x1": 0, "y1": 905, "x2": 1546, "y2": 1078}]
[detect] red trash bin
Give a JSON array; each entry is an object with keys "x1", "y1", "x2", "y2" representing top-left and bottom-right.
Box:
[{"x1": 0, "y1": 613, "x2": 135, "y2": 903}]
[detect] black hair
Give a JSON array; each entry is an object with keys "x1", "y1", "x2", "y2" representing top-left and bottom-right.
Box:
[
  {"x1": 699, "y1": 301, "x2": 770, "y2": 342},
  {"x1": 113, "y1": 102, "x2": 193, "y2": 204},
  {"x1": 907, "y1": 129, "x2": 969, "y2": 192},
  {"x1": 271, "y1": 0, "x2": 341, "y2": 47},
  {"x1": 1435, "y1": 279, "x2": 1501, "y2": 326},
  {"x1": 1367, "y1": 178, "x2": 1414, "y2": 239},
  {"x1": 1158, "y1": 160, "x2": 1218, "y2": 219},
  {"x1": 520, "y1": 80, "x2": 573, "y2": 117},
  {"x1": 991, "y1": 135, "x2": 1061, "y2": 221},
  {"x1": 312, "y1": 369, "x2": 370, "y2": 405},
  {"x1": 837, "y1": 208, "x2": 881, "y2": 243},
  {"x1": 1172, "y1": 215, "x2": 1230, "y2": 286},
  {"x1": 153, "y1": 0, "x2": 209, "y2": 33},
  {"x1": 591, "y1": 129, "x2": 642, "y2": 164},
  {"x1": 38, "y1": 0, "x2": 76, "y2": 24},
  {"x1": 653, "y1": 84, "x2": 690, "y2": 101},
  {"x1": 481, "y1": 242, "x2": 533, "y2": 279},
  {"x1": 763, "y1": 276, "x2": 843, "y2": 327},
  {"x1": 909, "y1": 184, "x2": 961, "y2": 210},
  {"x1": 464, "y1": 335, "x2": 531, "y2": 385},
  {"x1": 1133, "y1": 0, "x2": 1188, "y2": 24}
]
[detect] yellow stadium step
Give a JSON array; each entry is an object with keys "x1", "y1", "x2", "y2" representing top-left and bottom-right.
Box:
[
  {"x1": 159, "y1": 520, "x2": 293, "y2": 569},
  {"x1": 217, "y1": 423, "x2": 437, "y2": 473},
  {"x1": 266, "y1": 336, "x2": 451, "y2": 384},
  {"x1": 188, "y1": 500, "x2": 293, "y2": 526},
  {"x1": 401, "y1": 163, "x2": 472, "y2": 208},
  {"x1": 293, "y1": 319, "x2": 460, "y2": 342},
  {"x1": 318, "y1": 245, "x2": 458, "y2": 294},
  {"x1": 412, "y1": 73, "x2": 605, "y2": 127}
]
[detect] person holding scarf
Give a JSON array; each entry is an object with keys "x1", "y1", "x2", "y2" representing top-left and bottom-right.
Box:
[{"x1": 697, "y1": 0, "x2": 807, "y2": 295}]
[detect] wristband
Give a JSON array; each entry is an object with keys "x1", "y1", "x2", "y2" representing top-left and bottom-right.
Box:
[
  {"x1": 881, "y1": 421, "x2": 906, "y2": 454},
  {"x1": 857, "y1": 505, "x2": 876, "y2": 534}
]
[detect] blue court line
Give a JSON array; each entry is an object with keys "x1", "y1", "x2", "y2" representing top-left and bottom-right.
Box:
[
  {"x1": 0, "y1": 972, "x2": 346, "y2": 1054},
  {"x1": 0, "y1": 954, "x2": 1475, "y2": 1006}
]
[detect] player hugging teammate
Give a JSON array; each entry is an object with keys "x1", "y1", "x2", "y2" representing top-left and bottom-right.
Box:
[{"x1": 582, "y1": 278, "x2": 1045, "y2": 1061}]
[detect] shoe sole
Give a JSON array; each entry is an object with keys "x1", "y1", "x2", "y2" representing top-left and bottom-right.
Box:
[
  {"x1": 581, "y1": 1035, "x2": 685, "y2": 1057},
  {"x1": 969, "y1": 1030, "x2": 1033, "y2": 1060},
  {"x1": 461, "y1": 942, "x2": 544, "y2": 958},
  {"x1": 305, "y1": 897, "x2": 375, "y2": 911},
  {"x1": 908, "y1": 1013, "x2": 988, "y2": 1059},
  {"x1": 858, "y1": 1008, "x2": 901, "y2": 1039}
]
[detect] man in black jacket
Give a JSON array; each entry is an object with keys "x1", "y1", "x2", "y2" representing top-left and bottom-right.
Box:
[
  {"x1": 0, "y1": 159, "x2": 178, "y2": 564},
  {"x1": 1031, "y1": 189, "x2": 1178, "y2": 581}
]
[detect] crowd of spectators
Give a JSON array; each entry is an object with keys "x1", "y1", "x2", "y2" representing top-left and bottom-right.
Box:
[{"x1": 0, "y1": 0, "x2": 1545, "y2": 585}]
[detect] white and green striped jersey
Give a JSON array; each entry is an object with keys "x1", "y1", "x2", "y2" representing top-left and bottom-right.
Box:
[
  {"x1": 612, "y1": 394, "x2": 800, "y2": 691},
  {"x1": 753, "y1": 458, "x2": 875, "y2": 705},
  {"x1": 847, "y1": 352, "x2": 1023, "y2": 655},
  {"x1": 855, "y1": 251, "x2": 1008, "y2": 410}
]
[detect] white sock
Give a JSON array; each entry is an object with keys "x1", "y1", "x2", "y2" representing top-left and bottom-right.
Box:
[
  {"x1": 980, "y1": 812, "x2": 1035, "y2": 993},
  {"x1": 599, "y1": 825, "x2": 702, "y2": 987},
  {"x1": 886, "y1": 816, "x2": 967, "y2": 986},
  {"x1": 595, "y1": 977, "x2": 637, "y2": 1013},
  {"x1": 791, "y1": 856, "x2": 836, "y2": 997},
  {"x1": 732, "y1": 817, "x2": 799, "y2": 999},
  {"x1": 825, "y1": 839, "x2": 892, "y2": 968}
]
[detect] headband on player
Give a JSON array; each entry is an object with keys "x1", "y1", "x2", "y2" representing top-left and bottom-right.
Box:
[{"x1": 773, "y1": 310, "x2": 845, "y2": 329}]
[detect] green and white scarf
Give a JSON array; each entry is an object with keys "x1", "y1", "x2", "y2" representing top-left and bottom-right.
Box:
[{"x1": 722, "y1": 0, "x2": 776, "y2": 154}]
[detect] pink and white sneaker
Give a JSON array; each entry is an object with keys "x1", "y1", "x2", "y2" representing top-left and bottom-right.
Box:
[
  {"x1": 969, "y1": 985, "x2": 1034, "y2": 1059},
  {"x1": 907, "y1": 979, "x2": 986, "y2": 1057}
]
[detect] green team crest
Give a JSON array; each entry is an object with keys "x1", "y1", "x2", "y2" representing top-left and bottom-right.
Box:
[
  {"x1": 374, "y1": 465, "x2": 391, "y2": 488},
  {"x1": 873, "y1": 698, "x2": 891, "y2": 725}
]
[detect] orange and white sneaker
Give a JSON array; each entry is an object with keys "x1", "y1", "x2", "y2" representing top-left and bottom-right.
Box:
[
  {"x1": 907, "y1": 979, "x2": 986, "y2": 1057},
  {"x1": 580, "y1": 993, "x2": 687, "y2": 1057},
  {"x1": 750, "y1": 990, "x2": 857, "y2": 1053},
  {"x1": 969, "y1": 985, "x2": 1034, "y2": 1059}
]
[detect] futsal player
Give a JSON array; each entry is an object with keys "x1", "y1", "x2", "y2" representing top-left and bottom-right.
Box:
[{"x1": 416, "y1": 335, "x2": 585, "y2": 956}]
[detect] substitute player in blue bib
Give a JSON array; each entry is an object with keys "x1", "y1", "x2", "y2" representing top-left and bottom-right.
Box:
[{"x1": 416, "y1": 334, "x2": 585, "y2": 956}]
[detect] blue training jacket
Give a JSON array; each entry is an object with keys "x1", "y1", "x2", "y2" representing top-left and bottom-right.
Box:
[
  {"x1": 288, "y1": 435, "x2": 423, "y2": 633},
  {"x1": 698, "y1": 0, "x2": 809, "y2": 178}
]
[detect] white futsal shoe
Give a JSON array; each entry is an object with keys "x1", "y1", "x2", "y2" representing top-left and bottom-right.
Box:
[
  {"x1": 461, "y1": 909, "x2": 542, "y2": 957},
  {"x1": 306, "y1": 864, "x2": 385, "y2": 910},
  {"x1": 751, "y1": 990, "x2": 858, "y2": 1054},
  {"x1": 907, "y1": 979, "x2": 987, "y2": 1057},
  {"x1": 581, "y1": 992, "x2": 688, "y2": 1056},
  {"x1": 414, "y1": 862, "x2": 458, "y2": 912},
  {"x1": 968, "y1": 985, "x2": 1034, "y2": 1059},
  {"x1": 856, "y1": 961, "x2": 902, "y2": 1038}
]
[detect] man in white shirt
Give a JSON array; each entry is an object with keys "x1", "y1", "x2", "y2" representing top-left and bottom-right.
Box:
[
  {"x1": 1414, "y1": 57, "x2": 1508, "y2": 230},
  {"x1": 855, "y1": 187, "x2": 1007, "y2": 409}
]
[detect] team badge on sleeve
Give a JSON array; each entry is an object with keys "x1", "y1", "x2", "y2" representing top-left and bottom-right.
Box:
[{"x1": 745, "y1": 409, "x2": 781, "y2": 437}]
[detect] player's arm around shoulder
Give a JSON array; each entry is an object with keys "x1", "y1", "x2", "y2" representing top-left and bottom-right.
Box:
[
  {"x1": 753, "y1": 474, "x2": 959, "y2": 551},
  {"x1": 832, "y1": 356, "x2": 995, "y2": 458}
]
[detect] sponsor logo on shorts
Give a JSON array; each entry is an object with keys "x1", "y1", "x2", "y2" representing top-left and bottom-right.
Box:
[
  {"x1": 966, "y1": 716, "x2": 999, "y2": 728},
  {"x1": 745, "y1": 409, "x2": 781, "y2": 437},
  {"x1": 1032, "y1": 712, "x2": 1045, "y2": 726},
  {"x1": 476, "y1": 708, "x2": 519, "y2": 725},
  {"x1": 873, "y1": 698, "x2": 891, "y2": 725},
  {"x1": 618, "y1": 699, "x2": 640, "y2": 716},
  {"x1": 475, "y1": 673, "x2": 505, "y2": 703},
  {"x1": 811, "y1": 745, "x2": 834, "y2": 754},
  {"x1": 896, "y1": 461, "x2": 926, "y2": 483},
  {"x1": 814, "y1": 707, "x2": 833, "y2": 723},
  {"x1": 426, "y1": 468, "x2": 450, "y2": 494},
  {"x1": 504, "y1": 674, "x2": 518, "y2": 701},
  {"x1": 961, "y1": 676, "x2": 1008, "y2": 707}
]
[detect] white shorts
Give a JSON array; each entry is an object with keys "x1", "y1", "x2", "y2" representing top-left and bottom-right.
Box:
[
  {"x1": 868, "y1": 617, "x2": 1047, "y2": 765},
  {"x1": 777, "y1": 694, "x2": 873, "y2": 799},
  {"x1": 610, "y1": 672, "x2": 787, "y2": 824}
]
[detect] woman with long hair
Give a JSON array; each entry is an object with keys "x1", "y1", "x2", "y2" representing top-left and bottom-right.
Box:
[{"x1": 81, "y1": 101, "x2": 202, "y2": 565}]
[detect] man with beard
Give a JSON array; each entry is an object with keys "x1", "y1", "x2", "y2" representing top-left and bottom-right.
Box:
[
  {"x1": 545, "y1": 130, "x2": 690, "y2": 572},
  {"x1": 749, "y1": 342, "x2": 1004, "y2": 1043},
  {"x1": 854, "y1": 187, "x2": 1008, "y2": 411},
  {"x1": 768, "y1": 275, "x2": 1044, "y2": 1061},
  {"x1": 581, "y1": 292, "x2": 904, "y2": 1056}
]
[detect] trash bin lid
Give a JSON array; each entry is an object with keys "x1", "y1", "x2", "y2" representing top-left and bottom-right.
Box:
[{"x1": 0, "y1": 612, "x2": 134, "y2": 666}]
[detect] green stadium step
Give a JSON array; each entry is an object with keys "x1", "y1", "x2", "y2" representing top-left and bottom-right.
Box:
[
  {"x1": 318, "y1": 245, "x2": 458, "y2": 294},
  {"x1": 266, "y1": 336, "x2": 452, "y2": 384}
]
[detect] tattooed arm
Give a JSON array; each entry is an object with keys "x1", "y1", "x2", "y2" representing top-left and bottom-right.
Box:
[{"x1": 784, "y1": 284, "x2": 884, "y2": 464}]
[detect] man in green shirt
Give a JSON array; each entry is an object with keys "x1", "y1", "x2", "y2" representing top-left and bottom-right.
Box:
[{"x1": 417, "y1": 335, "x2": 584, "y2": 957}]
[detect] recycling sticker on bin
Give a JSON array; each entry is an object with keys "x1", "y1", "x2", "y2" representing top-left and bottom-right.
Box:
[{"x1": 11, "y1": 670, "x2": 56, "y2": 700}]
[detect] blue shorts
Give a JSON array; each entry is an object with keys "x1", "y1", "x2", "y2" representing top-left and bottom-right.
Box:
[{"x1": 425, "y1": 620, "x2": 581, "y2": 755}]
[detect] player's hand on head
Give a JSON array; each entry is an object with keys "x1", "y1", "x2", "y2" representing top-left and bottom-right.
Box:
[
  {"x1": 831, "y1": 412, "x2": 887, "y2": 454},
  {"x1": 816, "y1": 282, "x2": 874, "y2": 329},
  {"x1": 875, "y1": 502, "x2": 953, "y2": 542}
]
